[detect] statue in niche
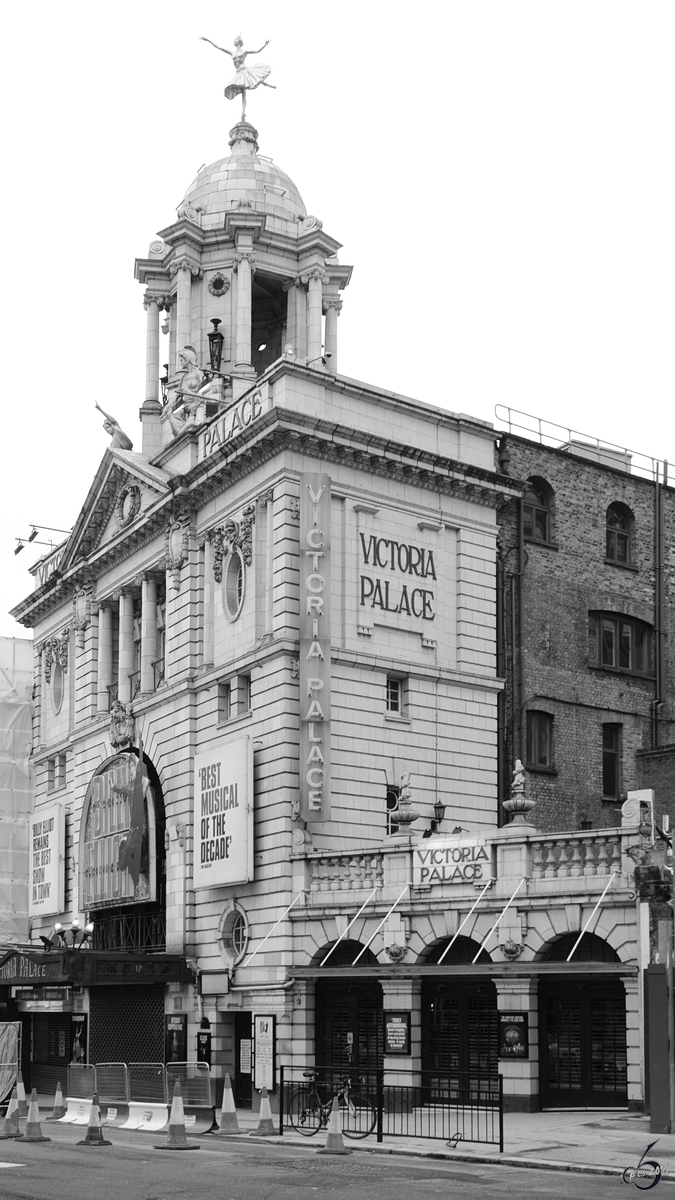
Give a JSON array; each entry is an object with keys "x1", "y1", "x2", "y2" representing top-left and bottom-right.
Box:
[
  {"x1": 95, "y1": 403, "x2": 133, "y2": 450},
  {"x1": 200, "y1": 33, "x2": 275, "y2": 122}
]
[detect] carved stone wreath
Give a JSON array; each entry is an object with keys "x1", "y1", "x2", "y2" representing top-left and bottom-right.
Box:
[
  {"x1": 115, "y1": 484, "x2": 141, "y2": 529},
  {"x1": 43, "y1": 631, "x2": 70, "y2": 682},
  {"x1": 73, "y1": 589, "x2": 91, "y2": 650},
  {"x1": 164, "y1": 521, "x2": 191, "y2": 591},
  {"x1": 209, "y1": 504, "x2": 256, "y2": 582},
  {"x1": 208, "y1": 273, "x2": 230, "y2": 297}
]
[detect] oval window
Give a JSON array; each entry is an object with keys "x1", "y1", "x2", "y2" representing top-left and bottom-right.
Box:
[
  {"x1": 220, "y1": 906, "x2": 249, "y2": 964},
  {"x1": 52, "y1": 662, "x2": 64, "y2": 713},
  {"x1": 223, "y1": 550, "x2": 245, "y2": 621}
]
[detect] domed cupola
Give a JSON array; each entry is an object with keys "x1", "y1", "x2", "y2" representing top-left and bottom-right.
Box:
[{"x1": 134, "y1": 67, "x2": 352, "y2": 459}]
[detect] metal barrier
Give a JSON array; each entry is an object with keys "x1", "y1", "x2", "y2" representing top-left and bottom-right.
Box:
[
  {"x1": 67, "y1": 1064, "x2": 96, "y2": 1099},
  {"x1": 279, "y1": 1065, "x2": 503, "y2": 1151},
  {"x1": 128, "y1": 1062, "x2": 166, "y2": 1104},
  {"x1": 166, "y1": 1062, "x2": 212, "y2": 1107},
  {"x1": 95, "y1": 1062, "x2": 129, "y2": 1104}
]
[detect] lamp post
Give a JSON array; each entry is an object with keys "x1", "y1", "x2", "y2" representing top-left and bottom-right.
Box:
[{"x1": 52, "y1": 920, "x2": 94, "y2": 950}]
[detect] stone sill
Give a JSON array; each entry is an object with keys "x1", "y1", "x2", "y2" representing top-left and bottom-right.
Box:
[{"x1": 604, "y1": 558, "x2": 639, "y2": 573}]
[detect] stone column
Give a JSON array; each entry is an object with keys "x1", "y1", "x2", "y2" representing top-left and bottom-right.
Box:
[
  {"x1": 294, "y1": 279, "x2": 307, "y2": 360},
  {"x1": 622, "y1": 974, "x2": 643, "y2": 1110},
  {"x1": 96, "y1": 603, "x2": 113, "y2": 713},
  {"x1": 203, "y1": 538, "x2": 214, "y2": 666},
  {"x1": 118, "y1": 592, "x2": 135, "y2": 704},
  {"x1": 140, "y1": 577, "x2": 158, "y2": 694},
  {"x1": 173, "y1": 260, "x2": 193, "y2": 354},
  {"x1": 323, "y1": 297, "x2": 341, "y2": 374},
  {"x1": 234, "y1": 251, "x2": 255, "y2": 368},
  {"x1": 493, "y1": 976, "x2": 539, "y2": 1112},
  {"x1": 144, "y1": 296, "x2": 160, "y2": 404},
  {"x1": 305, "y1": 269, "x2": 326, "y2": 363}
]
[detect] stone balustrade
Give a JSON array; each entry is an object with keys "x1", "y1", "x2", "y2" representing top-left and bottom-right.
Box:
[
  {"x1": 529, "y1": 831, "x2": 623, "y2": 880},
  {"x1": 308, "y1": 851, "x2": 384, "y2": 895}
]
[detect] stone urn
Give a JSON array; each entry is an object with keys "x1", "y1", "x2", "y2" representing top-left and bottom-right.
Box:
[{"x1": 502, "y1": 759, "x2": 536, "y2": 826}]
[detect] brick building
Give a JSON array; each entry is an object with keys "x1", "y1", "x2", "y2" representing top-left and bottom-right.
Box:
[{"x1": 495, "y1": 424, "x2": 674, "y2": 833}]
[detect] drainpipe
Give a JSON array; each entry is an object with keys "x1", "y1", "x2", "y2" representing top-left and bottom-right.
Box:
[
  {"x1": 496, "y1": 549, "x2": 506, "y2": 824},
  {"x1": 652, "y1": 463, "x2": 665, "y2": 748},
  {"x1": 517, "y1": 497, "x2": 526, "y2": 763}
]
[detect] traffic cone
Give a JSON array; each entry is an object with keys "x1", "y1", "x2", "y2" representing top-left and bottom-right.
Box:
[
  {"x1": 3, "y1": 1089, "x2": 20, "y2": 1137},
  {"x1": 255, "y1": 1087, "x2": 276, "y2": 1136},
  {"x1": 45, "y1": 1081, "x2": 67, "y2": 1121},
  {"x1": 317, "y1": 1096, "x2": 352, "y2": 1156},
  {"x1": 0, "y1": 1091, "x2": 19, "y2": 1140},
  {"x1": 154, "y1": 1081, "x2": 200, "y2": 1151},
  {"x1": 76, "y1": 1093, "x2": 112, "y2": 1146},
  {"x1": 211, "y1": 1073, "x2": 240, "y2": 1136},
  {"x1": 15, "y1": 1089, "x2": 50, "y2": 1143},
  {"x1": 16, "y1": 1072, "x2": 27, "y2": 1118}
]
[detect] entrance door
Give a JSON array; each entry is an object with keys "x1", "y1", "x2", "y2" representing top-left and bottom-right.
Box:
[
  {"x1": 234, "y1": 1012, "x2": 252, "y2": 1109},
  {"x1": 315, "y1": 979, "x2": 383, "y2": 1079},
  {"x1": 422, "y1": 980, "x2": 499, "y2": 1092},
  {"x1": 539, "y1": 980, "x2": 627, "y2": 1107}
]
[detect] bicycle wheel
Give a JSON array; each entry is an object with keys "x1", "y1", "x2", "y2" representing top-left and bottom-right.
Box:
[
  {"x1": 341, "y1": 1092, "x2": 377, "y2": 1139},
  {"x1": 288, "y1": 1087, "x2": 322, "y2": 1136}
]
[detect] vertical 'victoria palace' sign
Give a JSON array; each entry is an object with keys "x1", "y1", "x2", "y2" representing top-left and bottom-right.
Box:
[{"x1": 299, "y1": 474, "x2": 332, "y2": 823}]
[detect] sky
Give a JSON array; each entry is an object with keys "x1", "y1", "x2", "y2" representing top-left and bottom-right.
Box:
[{"x1": 1, "y1": 1, "x2": 673, "y2": 639}]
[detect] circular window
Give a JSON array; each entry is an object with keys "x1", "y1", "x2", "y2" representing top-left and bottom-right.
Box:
[
  {"x1": 219, "y1": 905, "x2": 249, "y2": 965},
  {"x1": 223, "y1": 550, "x2": 245, "y2": 621},
  {"x1": 52, "y1": 662, "x2": 64, "y2": 713}
]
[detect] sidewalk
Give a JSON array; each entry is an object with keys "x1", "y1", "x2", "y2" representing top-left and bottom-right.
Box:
[{"x1": 35, "y1": 1094, "x2": 675, "y2": 1181}]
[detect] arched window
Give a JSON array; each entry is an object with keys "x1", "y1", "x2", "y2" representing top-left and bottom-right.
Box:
[
  {"x1": 523, "y1": 478, "x2": 552, "y2": 544},
  {"x1": 606, "y1": 503, "x2": 633, "y2": 566}
]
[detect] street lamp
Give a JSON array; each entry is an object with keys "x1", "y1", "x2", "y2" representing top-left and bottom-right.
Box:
[
  {"x1": 52, "y1": 920, "x2": 94, "y2": 950},
  {"x1": 208, "y1": 319, "x2": 224, "y2": 371}
]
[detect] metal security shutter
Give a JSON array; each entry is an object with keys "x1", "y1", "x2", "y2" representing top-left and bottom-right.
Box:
[
  {"x1": 540, "y1": 981, "x2": 627, "y2": 1107},
  {"x1": 422, "y1": 981, "x2": 499, "y2": 1084},
  {"x1": 31, "y1": 1014, "x2": 72, "y2": 1095},
  {"x1": 315, "y1": 979, "x2": 383, "y2": 1078},
  {"x1": 89, "y1": 985, "x2": 166, "y2": 1065}
]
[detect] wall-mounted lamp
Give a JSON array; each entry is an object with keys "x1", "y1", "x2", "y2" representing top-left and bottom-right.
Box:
[
  {"x1": 208, "y1": 319, "x2": 224, "y2": 372},
  {"x1": 160, "y1": 365, "x2": 169, "y2": 405},
  {"x1": 14, "y1": 524, "x2": 71, "y2": 556},
  {"x1": 52, "y1": 919, "x2": 94, "y2": 951},
  {"x1": 305, "y1": 352, "x2": 333, "y2": 367},
  {"x1": 422, "y1": 800, "x2": 447, "y2": 838}
]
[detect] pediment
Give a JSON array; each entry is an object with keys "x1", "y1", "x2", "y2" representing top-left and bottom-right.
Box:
[{"x1": 57, "y1": 449, "x2": 174, "y2": 572}]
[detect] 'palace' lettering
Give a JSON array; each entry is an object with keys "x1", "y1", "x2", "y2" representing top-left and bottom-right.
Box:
[
  {"x1": 360, "y1": 577, "x2": 435, "y2": 619},
  {"x1": 201, "y1": 392, "x2": 263, "y2": 458}
]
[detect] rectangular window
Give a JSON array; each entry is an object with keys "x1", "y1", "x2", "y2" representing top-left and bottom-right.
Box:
[
  {"x1": 47, "y1": 753, "x2": 66, "y2": 792},
  {"x1": 386, "y1": 786, "x2": 400, "y2": 836},
  {"x1": 526, "y1": 711, "x2": 553, "y2": 769},
  {"x1": 386, "y1": 675, "x2": 407, "y2": 716},
  {"x1": 238, "y1": 674, "x2": 251, "y2": 713},
  {"x1": 589, "y1": 613, "x2": 654, "y2": 678},
  {"x1": 602, "y1": 724, "x2": 622, "y2": 799},
  {"x1": 218, "y1": 681, "x2": 231, "y2": 722}
]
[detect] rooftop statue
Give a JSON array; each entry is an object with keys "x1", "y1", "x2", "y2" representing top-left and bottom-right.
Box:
[
  {"x1": 95, "y1": 403, "x2": 133, "y2": 451},
  {"x1": 200, "y1": 33, "x2": 275, "y2": 122}
]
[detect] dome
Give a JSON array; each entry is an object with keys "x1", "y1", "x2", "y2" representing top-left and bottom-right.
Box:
[{"x1": 182, "y1": 123, "x2": 306, "y2": 230}]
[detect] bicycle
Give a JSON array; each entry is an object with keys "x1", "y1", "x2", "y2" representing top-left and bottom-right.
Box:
[{"x1": 287, "y1": 1071, "x2": 377, "y2": 1139}]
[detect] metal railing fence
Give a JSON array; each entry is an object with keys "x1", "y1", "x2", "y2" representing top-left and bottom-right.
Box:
[
  {"x1": 166, "y1": 1062, "x2": 212, "y2": 1106},
  {"x1": 279, "y1": 1064, "x2": 503, "y2": 1150},
  {"x1": 128, "y1": 1062, "x2": 166, "y2": 1103},
  {"x1": 94, "y1": 1062, "x2": 129, "y2": 1103}
]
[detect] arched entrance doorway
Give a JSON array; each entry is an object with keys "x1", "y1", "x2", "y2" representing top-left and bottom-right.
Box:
[
  {"x1": 539, "y1": 933, "x2": 627, "y2": 1108},
  {"x1": 314, "y1": 941, "x2": 383, "y2": 1078},
  {"x1": 421, "y1": 937, "x2": 498, "y2": 1086}
]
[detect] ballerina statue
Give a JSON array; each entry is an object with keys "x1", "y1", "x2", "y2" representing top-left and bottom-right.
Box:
[
  {"x1": 95, "y1": 402, "x2": 133, "y2": 450},
  {"x1": 200, "y1": 33, "x2": 275, "y2": 122}
]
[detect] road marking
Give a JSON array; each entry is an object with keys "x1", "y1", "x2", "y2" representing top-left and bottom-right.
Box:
[{"x1": 0, "y1": 1163, "x2": 25, "y2": 1169}]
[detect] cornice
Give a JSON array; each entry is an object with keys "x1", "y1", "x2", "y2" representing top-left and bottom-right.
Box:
[{"x1": 13, "y1": 402, "x2": 519, "y2": 630}]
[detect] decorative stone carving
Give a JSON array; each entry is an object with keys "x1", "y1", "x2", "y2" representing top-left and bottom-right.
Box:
[
  {"x1": 499, "y1": 939, "x2": 523, "y2": 960},
  {"x1": 109, "y1": 699, "x2": 135, "y2": 750},
  {"x1": 384, "y1": 943, "x2": 406, "y2": 963},
  {"x1": 164, "y1": 521, "x2": 190, "y2": 591},
  {"x1": 95, "y1": 403, "x2": 133, "y2": 451},
  {"x1": 43, "y1": 631, "x2": 70, "y2": 682},
  {"x1": 393, "y1": 772, "x2": 419, "y2": 829},
  {"x1": 115, "y1": 484, "x2": 141, "y2": 529},
  {"x1": 291, "y1": 659, "x2": 300, "y2": 679},
  {"x1": 169, "y1": 256, "x2": 202, "y2": 278},
  {"x1": 502, "y1": 759, "x2": 537, "y2": 825},
  {"x1": 233, "y1": 250, "x2": 256, "y2": 271},
  {"x1": 322, "y1": 296, "x2": 343, "y2": 314},
  {"x1": 208, "y1": 273, "x2": 230, "y2": 297},
  {"x1": 73, "y1": 590, "x2": 91, "y2": 650},
  {"x1": 258, "y1": 488, "x2": 274, "y2": 507},
  {"x1": 302, "y1": 215, "x2": 323, "y2": 231},
  {"x1": 210, "y1": 504, "x2": 256, "y2": 582}
]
